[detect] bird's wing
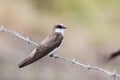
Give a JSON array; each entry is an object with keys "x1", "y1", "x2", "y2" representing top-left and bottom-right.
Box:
[
  {"x1": 41, "y1": 32, "x2": 63, "y2": 48},
  {"x1": 34, "y1": 32, "x2": 63, "y2": 57},
  {"x1": 47, "y1": 32, "x2": 63, "y2": 48},
  {"x1": 18, "y1": 33, "x2": 63, "y2": 68},
  {"x1": 18, "y1": 45, "x2": 48, "y2": 68}
]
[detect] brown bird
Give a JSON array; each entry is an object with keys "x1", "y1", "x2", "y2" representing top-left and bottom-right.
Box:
[{"x1": 19, "y1": 24, "x2": 67, "y2": 68}]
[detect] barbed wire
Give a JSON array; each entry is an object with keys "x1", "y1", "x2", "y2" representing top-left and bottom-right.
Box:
[
  {"x1": 0, "y1": 26, "x2": 120, "y2": 80},
  {"x1": 0, "y1": 26, "x2": 38, "y2": 46}
]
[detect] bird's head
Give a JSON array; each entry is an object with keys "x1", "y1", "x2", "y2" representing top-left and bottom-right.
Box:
[{"x1": 53, "y1": 24, "x2": 67, "y2": 34}]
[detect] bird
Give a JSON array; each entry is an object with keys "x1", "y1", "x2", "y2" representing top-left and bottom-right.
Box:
[
  {"x1": 18, "y1": 24, "x2": 67, "y2": 68},
  {"x1": 108, "y1": 50, "x2": 120, "y2": 61}
]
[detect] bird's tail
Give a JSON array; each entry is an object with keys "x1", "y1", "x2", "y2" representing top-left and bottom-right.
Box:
[
  {"x1": 18, "y1": 56, "x2": 34, "y2": 68},
  {"x1": 18, "y1": 49, "x2": 37, "y2": 68}
]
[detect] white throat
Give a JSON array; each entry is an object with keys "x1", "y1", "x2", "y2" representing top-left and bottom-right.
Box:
[{"x1": 55, "y1": 29, "x2": 64, "y2": 35}]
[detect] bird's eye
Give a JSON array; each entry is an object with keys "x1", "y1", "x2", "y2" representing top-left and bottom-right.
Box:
[{"x1": 56, "y1": 25, "x2": 63, "y2": 29}]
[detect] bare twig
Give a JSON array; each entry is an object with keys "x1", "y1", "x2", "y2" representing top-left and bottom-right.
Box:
[
  {"x1": 1, "y1": 26, "x2": 120, "y2": 80},
  {"x1": 49, "y1": 54, "x2": 120, "y2": 79},
  {"x1": 0, "y1": 26, "x2": 38, "y2": 46}
]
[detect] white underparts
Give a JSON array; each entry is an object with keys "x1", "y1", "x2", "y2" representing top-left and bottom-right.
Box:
[
  {"x1": 48, "y1": 48, "x2": 58, "y2": 56},
  {"x1": 55, "y1": 29, "x2": 64, "y2": 35}
]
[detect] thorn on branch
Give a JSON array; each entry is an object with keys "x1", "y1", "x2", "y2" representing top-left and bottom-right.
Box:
[
  {"x1": 111, "y1": 71, "x2": 117, "y2": 80},
  {"x1": 26, "y1": 36, "x2": 31, "y2": 44},
  {"x1": 86, "y1": 64, "x2": 92, "y2": 70},
  {"x1": 71, "y1": 58, "x2": 75, "y2": 64},
  {"x1": 49, "y1": 53, "x2": 59, "y2": 59},
  {"x1": 70, "y1": 58, "x2": 75, "y2": 67},
  {"x1": 12, "y1": 31, "x2": 20, "y2": 38},
  {"x1": 0, "y1": 26, "x2": 5, "y2": 32}
]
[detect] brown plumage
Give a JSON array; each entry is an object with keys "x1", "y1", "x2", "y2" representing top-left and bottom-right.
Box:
[{"x1": 18, "y1": 24, "x2": 66, "y2": 68}]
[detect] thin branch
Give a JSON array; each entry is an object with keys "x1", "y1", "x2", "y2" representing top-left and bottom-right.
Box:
[
  {"x1": 1, "y1": 26, "x2": 120, "y2": 80},
  {"x1": 49, "y1": 54, "x2": 120, "y2": 79},
  {"x1": 0, "y1": 26, "x2": 38, "y2": 46}
]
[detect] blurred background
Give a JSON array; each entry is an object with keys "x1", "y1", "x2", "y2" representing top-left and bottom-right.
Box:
[{"x1": 0, "y1": 0, "x2": 120, "y2": 80}]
